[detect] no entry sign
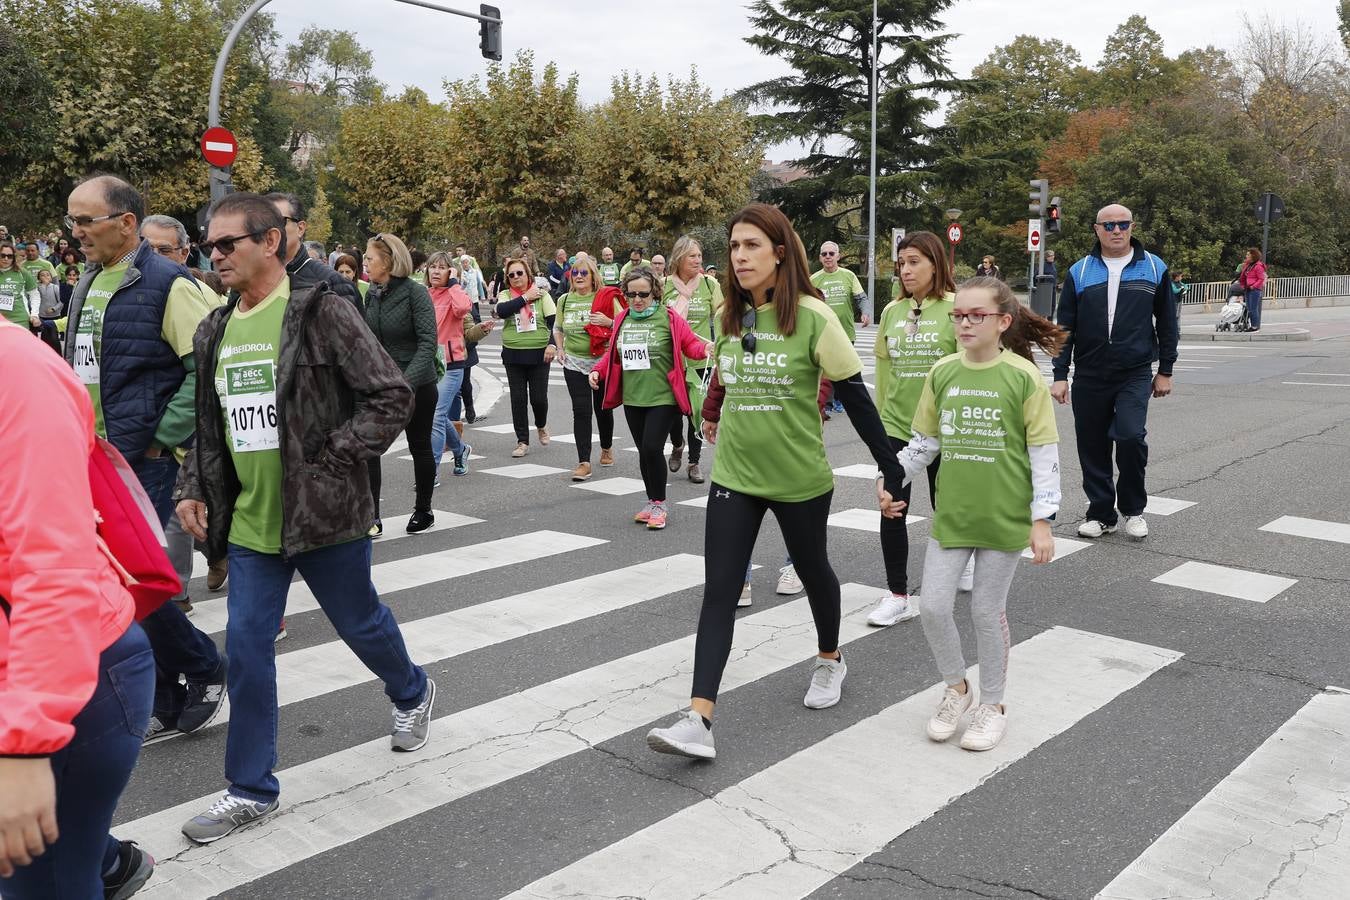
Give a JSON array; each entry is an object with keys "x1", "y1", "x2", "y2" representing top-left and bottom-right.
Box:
[
  {"x1": 947, "y1": 223, "x2": 963, "y2": 244},
  {"x1": 1027, "y1": 218, "x2": 1042, "y2": 251},
  {"x1": 201, "y1": 127, "x2": 238, "y2": 168}
]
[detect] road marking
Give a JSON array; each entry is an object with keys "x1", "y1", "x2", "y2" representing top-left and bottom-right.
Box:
[
  {"x1": 1143, "y1": 495, "x2": 1197, "y2": 516},
  {"x1": 382, "y1": 436, "x2": 408, "y2": 456},
  {"x1": 1282, "y1": 382, "x2": 1350, "y2": 387},
  {"x1": 473, "y1": 423, "x2": 521, "y2": 434},
  {"x1": 679, "y1": 495, "x2": 709, "y2": 508},
  {"x1": 508, "y1": 627, "x2": 1180, "y2": 900},
  {"x1": 1098, "y1": 692, "x2": 1350, "y2": 900},
  {"x1": 1021, "y1": 536, "x2": 1091, "y2": 562},
  {"x1": 189, "y1": 530, "x2": 604, "y2": 635},
  {"x1": 1169, "y1": 365, "x2": 1212, "y2": 370},
  {"x1": 122, "y1": 585, "x2": 890, "y2": 899},
  {"x1": 828, "y1": 507, "x2": 926, "y2": 531},
  {"x1": 571, "y1": 477, "x2": 648, "y2": 496},
  {"x1": 1293, "y1": 372, "x2": 1350, "y2": 377},
  {"x1": 1153, "y1": 561, "x2": 1297, "y2": 603},
  {"x1": 398, "y1": 453, "x2": 486, "y2": 461},
  {"x1": 481, "y1": 464, "x2": 573, "y2": 478},
  {"x1": 544, "y1": 433, "x2": 623, "y2": 445},
  {"x1": 1259, "y1": 515, "x2": 1350, "y2": 545},
  {"x1": 832, "y1": 463, "x2": 878, "y2": 479}
]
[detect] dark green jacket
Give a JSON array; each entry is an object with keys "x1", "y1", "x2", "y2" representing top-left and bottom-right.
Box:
[{"x1": 365, "y1": 276, "x2": 439, "y2": 388}]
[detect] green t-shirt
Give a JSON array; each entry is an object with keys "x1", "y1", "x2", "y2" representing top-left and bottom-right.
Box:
[
  {"x1": 499, "y1": 290, "x2": 557, "y2": 350},
  {"x1": 357, "y1": 280, "x2": 370, "y2": 299},
  {"x1": 810, "y1": 267, "x2": 865, "y2": 342},
  {"x1": 619, "y1": 259, "x2": 652, "y2": 280},
  {"x1": 663, "y1": 274, "x2": 723, "y2": 348},
  {"x1": 555, "y1": 291, "x2": 620, "y2": 358},
  {"x1": 874, "y1": 292, "x2": 958, "y2": 441},
  {"x1": 598, "y1": 262, "x2": 621, "y2": 286},
  {"x1": 21, "y1": 258, "x2": 57, "y2": 284},
  {"x1": 617, "y1": 308, "x2": 675, "y2": 407},
  {"x1": 214, "y1": 280, "x2": 290, "y2": 554},
  {"x1": 911, "y1": 349, "x2": 1059, "y2": 552},
  {"x1": 0, "y1": 268, "x2": 37, "y2": 327},
  {"x1": 74, "y1": 265, "x2": 124, "y2": 437},
  {"x1": 711, "y1": 296, "x2": 861, "y2": 502}
]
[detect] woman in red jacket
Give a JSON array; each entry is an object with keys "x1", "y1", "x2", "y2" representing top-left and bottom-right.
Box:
[
  {"x1": 1239, "y1": 247, "x2": 1267, "y2": 333},
  {"x1": 0, "y1": 320, "x2": 156, "y2": 898}
]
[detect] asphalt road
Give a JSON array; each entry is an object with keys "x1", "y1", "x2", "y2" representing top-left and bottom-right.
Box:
[{"x1": 115, "y1": 320, "x2": 1350, "y2": 900}]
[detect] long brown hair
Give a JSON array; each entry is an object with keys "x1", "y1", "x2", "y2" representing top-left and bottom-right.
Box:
[
  {"x1": 719, "y1": 203, "x2": 821, "y2": 338},
  {"x1": 894, "y1": 231, "x2": 956, "y2": 300},
  {"x1": 960, "y1": 276, "x2": 1066, "y2": 363}
]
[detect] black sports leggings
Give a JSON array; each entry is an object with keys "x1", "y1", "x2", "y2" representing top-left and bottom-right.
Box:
[
  {"x1": 504, "y1": 361, "x2": 550, "y2": 444},
  {"x1": 881, "y1": 434, "x2": 940, "y2": 595},
  {"x1": 367, "y1": 380, "x2": 439, "y2": 517},
  {"x1": 623, "y1": 404, "x2": 680, "y2": 501},
  {"x1": 668, "y1": 366, "x2": 705, "y2": 464},
  {"x1": 563, "y1": 366, "x2": 614, "y2": 461},
  {"x1": 692, "y1": 483, "x2": 838, "y2": 701}
]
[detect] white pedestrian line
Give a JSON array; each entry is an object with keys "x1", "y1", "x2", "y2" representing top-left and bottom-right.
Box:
[
  {"x1": 828, "y1": 507, "x2": 926, "y2": 531},
  {"x1": 547, "y1": 433, "x2": 623, "y2": 445},
  {"x1": 190, "y1": 530, "x2": 603, "y2": 635},
  {"x1": 122, "y1": 585, "x2": 889, "y2": 900},
  {"x1": 1143, "y1": 495, "x2": 1197, "y2": 516},
  {"x1": 1098, "y1": 692, "x2": 1350, "y2": 900},
  {"x1": 679, "y1": 495, "x2": 709, "y2": 508},
  {"x1": 188, "y1": 510, "x2": 479, "y2": 581},
  {"x1": 481, "y1": 463, "x2": 574, "y2": 478},
  {"x1": 1282, "y1": 382, "x2": 1350, "y2": 388},
  {"x1": 571, "y1": 477, "x2": 648, "y2": 496},
  {"x1": 397, "y1": 453, "x2": 485, "y2": 462},
  {"x1": 1020, "y1": 536, "x2": 1092, "y2": 562},
  {"x1": 382, "y1": 436, "x2": 408, "y2": 456},
  {"x1": 509, "y1": 627, "x2": 1180, "y2": 900},
  {"x1": 1153, "y1": 561, "x2": 1297, "y2": 604},
  {"x1": 473, "y1": 423, "x2": 521, "y2": 434},
  {"x1": 1259, "y1": 515, "x2": 1350, "y2": 546},
  {"x1": 1293, "y1": 372, "x2": 1350, "y2": 377},
  {"x1": 832, "y1": 463, "x2": 878, "y2": 479},
  {"x1": 159, "y1": 555, "x2": 705, "y2": 741}
]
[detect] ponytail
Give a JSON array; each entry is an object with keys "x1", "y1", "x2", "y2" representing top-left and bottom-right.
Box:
[{"x1": 959, "y1": 275, "x2": 1068, "y2": 364}]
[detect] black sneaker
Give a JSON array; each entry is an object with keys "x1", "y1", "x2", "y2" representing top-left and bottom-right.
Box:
[
  {"x1": 406, "y1": 510, "x2": 435, "y2": 534},
  {"x1": 178, "y1": 657, "x2": 228, "y2": 734},
  {"x1": 103, "y1": 840, "x2": 154, "y2": 899}
]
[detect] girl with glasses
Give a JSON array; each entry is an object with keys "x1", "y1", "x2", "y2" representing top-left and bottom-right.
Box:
[
  {"x1": 494, "y1": 256, "x2": 557, "y2": 457},
  {"x1": 553, "y1": 253, "x2": 620, "y2": 480},
  {"x1": 663, "y1": 235, "x2": 723, "y2": 485}
]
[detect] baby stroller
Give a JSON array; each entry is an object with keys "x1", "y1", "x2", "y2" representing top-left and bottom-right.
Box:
[{"x1": 1215, "y1": 294, "x2": 1249, "y2": 332}]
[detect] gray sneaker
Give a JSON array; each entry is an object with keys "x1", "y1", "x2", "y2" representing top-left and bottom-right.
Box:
[
  {"x1": 391, "y1": 678, "x2": 436, "y2": 752},
  {"x1": 647, "y1": 710, "x2": 716, "y2": 759},
  {"x1": 803, "y1": 654, "x2": 847, "y2": 709},
  {"x1": 182, "y1": 792, "x2": 279, "y2": 844}
]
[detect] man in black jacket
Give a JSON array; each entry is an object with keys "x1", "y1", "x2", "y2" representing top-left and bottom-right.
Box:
[{"x1": 264, "y1": 192, "x2": 364, "y2": 314}]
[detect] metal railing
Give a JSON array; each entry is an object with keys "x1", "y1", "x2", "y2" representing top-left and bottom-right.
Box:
[{"x1": 1180, "y1": 274, "x2": 1350, "y2": 307}]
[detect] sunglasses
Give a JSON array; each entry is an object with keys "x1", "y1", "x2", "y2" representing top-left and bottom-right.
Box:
[
  {"x1": 571, "y1": 268, "x2": 590, "y2": 277},
  {"x1": 1096, "y1": 220, "x2": 1132, "y2": 232},
  {"x1": 201, "y1": 231, "x2": 265, "y2": 256},
  {"x1": 740, "y1": 306, "x2": 757, "y2": 353},
  {"x1": 508, "y1": 270, "x2": 528, "y2": 278},
  {"x1": 624, "y1": 289, "x2": 653, "y2": 300},
  {"x1": 820, "y1": 251, "x2": 838, "y2": 257},
  {"x1": 949, "y1": 311, "x2": 1000, "y2": 324},
  {"x1": 0, "y1": 252, "x2": 13, "y2": 259}
]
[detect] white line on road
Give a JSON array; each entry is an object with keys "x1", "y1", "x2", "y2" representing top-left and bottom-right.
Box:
[
  {"x1": 1293, "y1": 372, "x2": 1350, "y2": 377},
  {"x1": 1021, "y1": 536, "x2": 1092, "y2": 562},
  {"x1": 828, "y1": 507, "x2": 926, "y2": 531},
  {"x1": 1143, "y1": 496, "x2": 1197, "y2": 516},
  {"x1": 1152, "y1": 561, "x2": 1297, "y2": 604},
  {"x1": 1281, "y1": 382, "x2": 1350, "y2": 387},
  {"x1": 1259, "y1": 515, "x2": 1350, "y2": 546}
]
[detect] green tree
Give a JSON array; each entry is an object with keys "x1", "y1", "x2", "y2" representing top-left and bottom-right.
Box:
[
  {"x1": 276, "y1": 26, "x2": 381, "y2": 162},
  {"x1": 1088, "y1": 15, "x2": 1184, "y2": 108},
  {"x1": 0, "y1": 31, "x2": 55, "y2": 194}
]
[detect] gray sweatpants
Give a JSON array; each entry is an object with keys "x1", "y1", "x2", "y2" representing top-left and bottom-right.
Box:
[
  {"x1": 164, "y1": 510, "x2": 195, "y2": 603},
  {"x1": 918, "y1": 539, "x2": 1020, "y2": 707}
]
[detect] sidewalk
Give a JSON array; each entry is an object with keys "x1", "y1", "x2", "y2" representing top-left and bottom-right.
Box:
[{"x1": 1181, "y1": 304, "x2": 1350, "y2": 341}]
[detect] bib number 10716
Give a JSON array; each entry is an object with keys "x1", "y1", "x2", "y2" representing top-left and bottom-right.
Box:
[{"x1": 224, "y1": 361, "x2": 280, "y2": 452}]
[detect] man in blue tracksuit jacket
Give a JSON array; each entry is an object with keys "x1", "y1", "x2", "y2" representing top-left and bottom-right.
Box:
[{"x1": 1050, "y1": 204, "x2": 1179, "y2": 541}]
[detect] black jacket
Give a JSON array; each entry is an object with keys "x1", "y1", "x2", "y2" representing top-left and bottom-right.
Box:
[{"x1": 286, "y1": 252, "x2": 364, "y2": 315}]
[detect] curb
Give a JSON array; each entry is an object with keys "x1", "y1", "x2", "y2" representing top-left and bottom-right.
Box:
[{"x1": 1180, "y1": 328, "x2": 1311, "y2": 342}]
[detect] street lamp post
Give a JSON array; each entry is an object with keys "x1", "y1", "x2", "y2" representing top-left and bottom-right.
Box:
[{"x1": 945, "y1": 208, "x2": 961, "y2": 270}]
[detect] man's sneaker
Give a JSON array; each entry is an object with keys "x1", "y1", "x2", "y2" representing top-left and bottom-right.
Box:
[
  {"x1": 646, "y1": 710, "x2": 715, "y2": 759},
  {"x1": 206, "y1": 558, "x2": 228, "y2": 591},
  {"x1": 867, "y1": 593, "x2": 919, "y2": 627},
  {"x1": 776, "y1": 564, "x2": 803, "y2": 595},
  {"x1": 1077, "y1": 519, "x2": 1117, "y2": 538},
  {"x1": 1122, "y1": 515, "x2": 1149, "y2": 540},
  {"x1": 453, "y1": 443, "x2": 472, "y2": 476},
  {"x1": 738, "y1": 582, "x2": 752, "y2": 608},
  {"x1": 667, "y1": 443, "x2": 683, "y2": 472},
  {"x1": 173, "y1": 597, "x2": 194, "y2": 616},
  {"x1": 391, "y1": 678, "x2": 436, "y2": 752},
  {"x1": 958, "y1": 556, "x2": 975, "y2": 593},
  {"x1": 571, "y1": 461, "x2": 592, "y2": 481},
  {"x1": 687, "y1": 463, "x2": 704, "y2": 484},
  {"x1": 959, "y1": 703, "x2": 1008, "y2": 751},
  {"x1": 512, "y1": 442, "x2": 528, "y2": 458},
  {"x1": 275, "y1": 618, "x2": 288, "y2": 643},
  {"x1": 142, "y1": 715, "x2": 178, "y2": 746},
  {"x1": 406, "y1": 510, "x2": 435, "y2": 533},
  {"x1": 182, "y1": 793, "x2": 279, "y2": 844},
  {"x1": 634, "y1": 501, "x2": 656, "y2": 524},
  {"x1": 177, "y1": 659, "x2": 228, "y2": 734},
  {"x1": 102, "y1": 840, "x2": 154, "y2": 899},
  {"x1": 646, "y1": 503, "x2": 668, "y2": 530},
  {"x1": 803, "y1": 654, "x2": 847, "y2": 709},
  {"x1": 926, "y1": 682, "x2": 974, "y2": 742},
  {"x1": 599, "y1": 447, "x2": 615, "y2": 467},
  {"x1": 368, "y1": 520, "x2": 383, "y2": 538}
]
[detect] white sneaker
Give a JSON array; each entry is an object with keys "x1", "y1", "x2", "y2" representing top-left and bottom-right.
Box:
[
  {"x1": 926, "y1": 682, "x2": 974, "y2": 742},
  {"x1": 1077, "y1": 519, "x2": 1118, "y2": 538},
  {"x1": 803, "y1": 654, "x2": 847, "y2": 709},
  {"x1": 776, "y1": 564, "x2": 803, "y2": 595},
  {"x1": 866, "y1": 592, "x2": 919, "y2": 627},
  {"x1": 646, "y1": 710, "x2": 716, "y2": 759},
  {"x1": 1122, "y1": 515, "x2": 1149, "y2": 540},
  {"x1": 738, "y1": 582, "x2": 752, "y2": 608},
  {"x1": 958, "y1": 557, "x2": 975, "y2": 592},
  {"x1": 959, "y1": 703, "x2": 1008, "y2": 751}
]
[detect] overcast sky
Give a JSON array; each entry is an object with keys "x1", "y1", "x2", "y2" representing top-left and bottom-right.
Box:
[{"x1": 267, "y1": 0, "x2": 1342, "y2": 159}]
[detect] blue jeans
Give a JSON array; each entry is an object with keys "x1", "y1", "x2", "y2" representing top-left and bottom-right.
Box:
[
  {"x1": 0, "y1": 624, "x2": 153, "y2": 900},
  {"x1": 224, "y1": 539, "x2": 427, "y2": 802},
  {"x1": 430, "y1": 366, "x2": 467, "y2": 468},
  {"x1": 1245, "y1": 288, "x2": 1263, "y2": 329}
]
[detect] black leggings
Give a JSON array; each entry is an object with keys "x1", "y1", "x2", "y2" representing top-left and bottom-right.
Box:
[
  {"x1": 692, "y1": 483, "x2": 838, "y2": 701},
  {"x1": 881, "y1": 434, "x2": 940, "y2": 595},
  {"x1": 368, "y1": 380, "x2": 439, "y2": 517},
  {"x1": 459, "y1": 362, "x2": 476, "y2": 419},
  {"x1": 623, "y1": 404, "x2": 680, "y2": 502},
  {"x1": 504, "y1": 361, "x2": 550, "y2": 443},
  {"x1": 668, "y1": 367, "x2": 704, "y2": 464},
  {"x1": 563, "y1": 367, "x2": 614, "y2": 461}
]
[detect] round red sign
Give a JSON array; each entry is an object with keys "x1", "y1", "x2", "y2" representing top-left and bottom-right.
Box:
[
  {"x1": 947, "y1": 223, "x2": 963, "y2": 244},
  {"x1": 201, "y1": 127, "x2": 238, "y2": 168}
]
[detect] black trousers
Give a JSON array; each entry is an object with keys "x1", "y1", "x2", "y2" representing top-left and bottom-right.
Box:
[
  {"x1": 459, "y1": 362, "x2": 476, "y2": 420},
  {"x1": 504, "y1": 361, "x2": 550, "y2": 443},
  {"x1": 1071, "y1": 368, "x2": 1152, "y2": 523},
  {"x1": 368, "y1": 380, "x2": 438, "y2": 517},
  {"x1": 563, "y1": 366, "x2": 614, "y2": 461},
  {"x1": 668, "y1": 366, "x2": 705, "y2": 464},
  {"x1": 881, "y1": 434, "x2": 940, "y2": 595},
  {"x1": 692, "y1": 483, "x2": 838, "y2": 701},
  {"x1": 623, "y1": 404, "x2": 680, "y2": 501}
]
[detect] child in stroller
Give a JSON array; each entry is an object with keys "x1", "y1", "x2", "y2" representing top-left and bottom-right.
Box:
[{"x1": 1216, "y1": 291, "x2": 1249, "y2": 332}]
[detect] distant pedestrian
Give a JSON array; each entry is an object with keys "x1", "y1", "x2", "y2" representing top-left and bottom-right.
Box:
[
  {"x1": 1237, "y1": 248, "x2": 1266, "y2": 333},
  {"x1": 975, "y1": 256, "x2": 1001, "y2": 280}
]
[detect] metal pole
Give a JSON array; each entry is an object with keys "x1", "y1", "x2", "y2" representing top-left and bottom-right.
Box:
[
  {"x1": 866, "y1": 0, "x2": 878, "y2": 321},
  {"x1": 1261, "y1": 192, "x2": 1271, "y2": 262}
]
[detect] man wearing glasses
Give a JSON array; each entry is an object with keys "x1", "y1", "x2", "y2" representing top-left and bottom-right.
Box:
[
  {"x1": 811, "y1": 241, "x2": 869, "y2": 414},
  {"x1": 1050, "y1": 203, "x2": 1178, "y2": 542},
  {"x1": 263, "y1": 192, "x2": 364, "y2": 314}
]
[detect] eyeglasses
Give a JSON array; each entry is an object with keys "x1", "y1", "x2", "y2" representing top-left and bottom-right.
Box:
[
  {"x1": 200, "y1": 231, "x2": 265, "y2": 257},
  {"x1": 820, "y1": 251, "x2": 837, "y2": 257},
  {"x1": 571, "y1": 268, "x2": 590, "y2": 277},
  {"x1": 948, "y1": 311, "x2": 999, "y2": 324},
  {"x1": 624, "y1": 289, "x2": 653, "y2": 300},
  {"x1": 740, "y1": 306, "x2": 757, "y2": 353},
  {"x1": 507, "y1": 270, "x2": 528, "y2": 278},
  {"x1": 1096, "y1": 220, "x2": 1132, "y2": 232},
  {"x1": 151, "y1": 244, "x2": 182, "y2": 256},
  {"x1": 63, "y1": 213, "x2": 124, "y2": 230},
  {"x1": 0, "y1": 252, "x2": 13, "y2": 259}
]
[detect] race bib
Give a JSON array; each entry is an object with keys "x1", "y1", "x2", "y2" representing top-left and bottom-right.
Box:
[
  {"x1": 73, "y1": 332, "x2": 99, "y2": 384},
  {"x1": 514, "y1": 308, "x2": 538, "y2": 333},
  {"x1": 620, "y1": 332, "x2": 650, "y2": 370},
  {"x1": 0, "y1": 292, "x2": 13, "y2": 312},
  {"x1": 224, "y1": 361, "x2": 279, "y2": 452}
]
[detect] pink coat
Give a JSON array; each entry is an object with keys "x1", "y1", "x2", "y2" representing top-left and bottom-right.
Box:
[
  {"x1": 592, "y1": 307, "x2": 709, "y2": 415},
  {"x1": 430, "y1": 282, "x2": 473, "y2": 364},
  {"x1": 1240, "y1": 260, "x2": 1267, "y2": 291}
]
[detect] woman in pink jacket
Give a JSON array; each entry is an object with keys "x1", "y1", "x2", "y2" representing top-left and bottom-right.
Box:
[
  {"x1": 427, "y1": 251, "x2": 477, "y2": 478},
  {"x1": 0, "y1": 320, "x2": 156, "y2": 898},
  {"x1": 1239, "y1": 247, "x2": 1267, "y2": 333},
  {"x1": 590, "y1": 267, "x2": 712, "y2": 530}
]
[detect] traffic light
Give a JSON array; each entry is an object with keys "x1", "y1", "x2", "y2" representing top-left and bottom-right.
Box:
[
  {"x1": 1047, "y1": 196, "x2": 1062, "y2": 234},
  {"x1": 1028, "y1": 178, "x2": 1049, "y2": 218},
  {"x1": 479, "y1": 4, "x2": 502, "y2": 61}
]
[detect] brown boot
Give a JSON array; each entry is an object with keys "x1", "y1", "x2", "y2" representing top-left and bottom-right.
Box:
[
  {"x1": 571, "y1": 461, "x2": 593, "y2": 481},
  {"x1": 206, "y1": 558, "x2": 228, "y2": 591},
  {"x1": 687, "y1": 463, "x2": 705, "y2": 484},
  {"x1": 599, "y1": 447, "x2": 615, "y2": 467}
]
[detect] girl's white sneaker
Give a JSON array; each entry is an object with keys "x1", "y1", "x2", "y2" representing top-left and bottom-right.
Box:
[
  {"x1": 926, "y1": 682, "x2": 974, "y2": 741},
  {"x1": 959, "y1": 703, "x2": 1008, "y2": 751}
]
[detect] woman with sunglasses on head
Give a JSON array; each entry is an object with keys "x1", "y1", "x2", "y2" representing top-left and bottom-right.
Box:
[
  {"x1": 363, "y1": 233, "x2": 440, "y2": 535},
  {"x1": 646, "y1": 204, "x2": 907, "y2": 760},
  {"x1": 0, "y1": 242, "x2": 40, "y2": 332},
  {"x1": 554, "y1": 253, "x2": 621, "y2": 480},
  {"x1": 495, "y1": 256, "x2": 557, "y2": 457},
  {"x1": 589, "y1": 267, "x2": 712, "y2": 529},
  {"x1": 663, "y1": 235, "x2": 723, "y2": 484}
]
